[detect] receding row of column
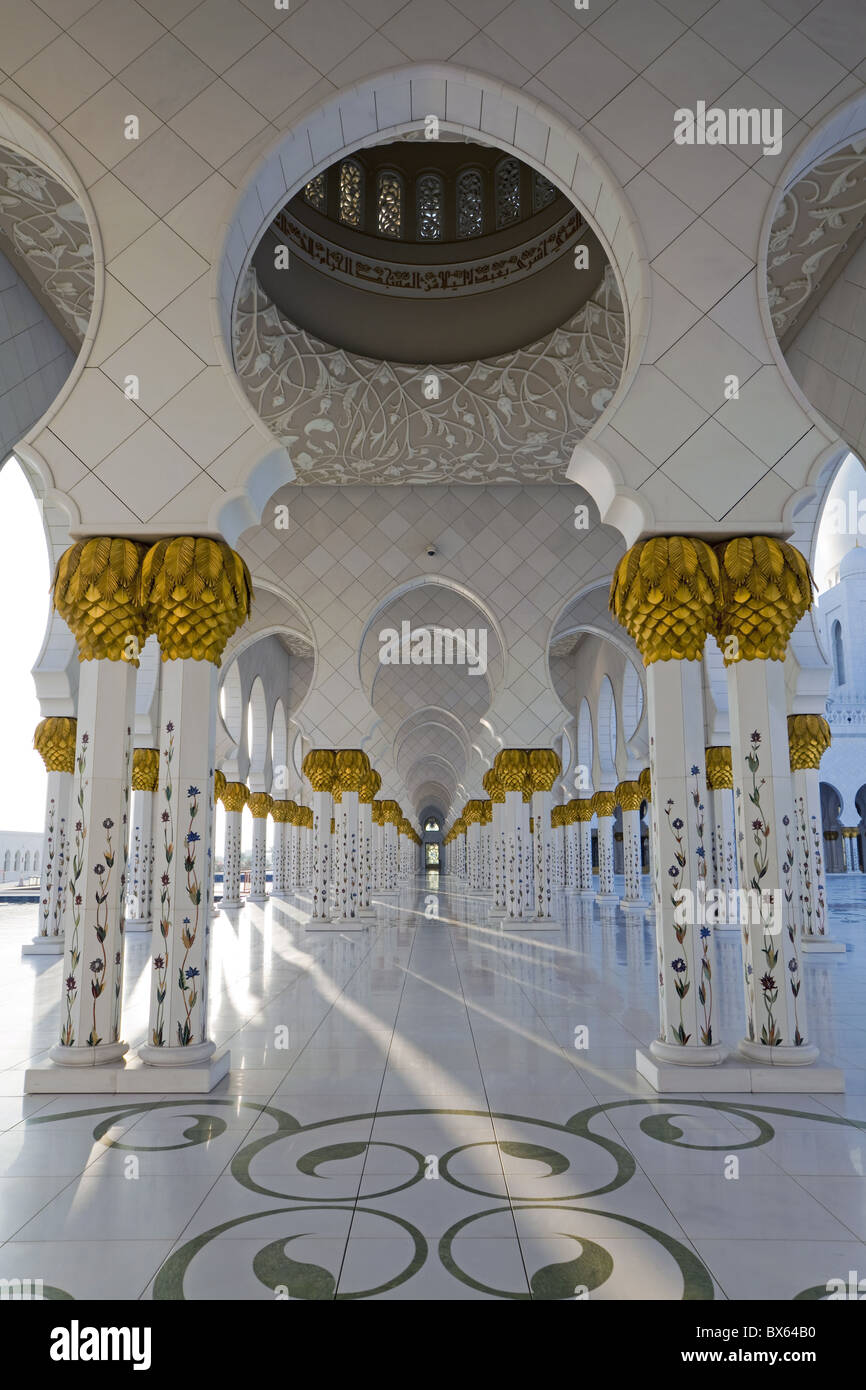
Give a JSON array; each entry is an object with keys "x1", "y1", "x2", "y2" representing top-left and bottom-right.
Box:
[{"x1": 301, "y1": 749, "x2": 420, "y2": 927}]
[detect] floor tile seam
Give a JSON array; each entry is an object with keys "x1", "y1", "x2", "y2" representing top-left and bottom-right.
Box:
[
  {"x1": 264, "y1": 923, "x2": 396, "y2": 1081},
  {"x1": 443, "y1": 912, "x2": 528, "y2": 1277},
  {"x1": 340, "y1": 914, "x2": 420, "y2": 1285}
]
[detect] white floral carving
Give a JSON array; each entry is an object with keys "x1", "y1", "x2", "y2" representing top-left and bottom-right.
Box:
[
  {"x1": 768, "y1": 142, "x2": 866, "y2": 341},
  {"x1": 0, "y1": 148, "x2": 94, "y2": 342},
  {"x1": 233, "y1": 264, "x2": 625, "y2": 485}
]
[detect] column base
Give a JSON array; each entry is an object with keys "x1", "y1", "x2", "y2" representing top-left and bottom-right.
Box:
[
  {"x1": 247, "y1": 893, "x2": 268, "y2": 903},
  {"x1": 738, "y1": 1038, "x2": 820, "y2": 1067},
  {"x1": 26, "y1": 1044, "x2": 229, "y2": 1093},
  {"x1": 637, "y1": 1046, "x2": 842, "y2": 1093},
  {"x1": 595, "y1": 891, "x2": 616, "y2": 902},
  {"x1": 801, "y1": 937, "x2": 846, "y2": 954},
  {"x1": 620, "y1": 898, "x2": 646, "y2": 912},
  {"x1": 357, "y1": 906, "x2": 377, "y2": 917},
  {"x1": 22, "y1": 936, "x2": 64, "y2": 955},
  {"x1": 492, "y1": 914, "x2": 560, "y2": 930},
  {"x1": 307, "y1": 919, "x2": 367, "y2": 931},
  {"x1": 45, "y1": 1040, "x2": 129, "y2": 1069},
  {"x1": 221, "y1": 898, "x2": 243, "y2": 910},
  {"x1": 124, "y1": 918, "x2": 152, "y2": 932},
  {"x1": 650, "y1": 1039, "x2": 728, "y2": 1067}
]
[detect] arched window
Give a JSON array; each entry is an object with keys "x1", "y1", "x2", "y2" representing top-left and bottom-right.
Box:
[
  {"x1": 495, "y1": 157, "x2": 521, "y2": 228},
  {"x1": 303, "y1": 172, "x2": 326, "y2": 212},
  {"x1": 33, "y1": 850, "x2": 40, "y2": 872},
  {"x1": 23, "y1": 851, "x2": 31, "y2": 872},
  {"x1": 456, "y1": 168, "x2": 483, "y2": 238},
  {"x1": 416, "y1": 172, "x2": 443, "y2": 240},
  {"x1": 622, "y1": 660, "x2": 644, "y2": 739},
  {"x1": 3, "y1": 851, "x2": 9, "y2": 872},
  {"x1": 577, "y1": 697, "x2": 593, "y2": 791},
  {"x1": 339, "y1": 159, "x2": 363, "y2": 228},
  {"x1": 597, "y1": 676, "x2": 617, "y2": 782},
  {"x1": 377, "y1": 170, "x2": 403, "y2": 237},
  {"x1": 532, "y1": 170, "x2": 557, "y2": 212},
  {"x1": 13, "y1": 851, "x2": 20, "y2": 871},
  {"x1": 832, "y1": 620, "x2": 846, "y2": 685}
]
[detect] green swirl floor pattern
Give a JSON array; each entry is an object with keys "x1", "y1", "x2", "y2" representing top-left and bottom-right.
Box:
[
  {"x1": 4, "y1": 873, "x2": 866, "y2": 1300},
  {"x1": 19, "y1": 1096, "x2": 866, "y2": 1301}
]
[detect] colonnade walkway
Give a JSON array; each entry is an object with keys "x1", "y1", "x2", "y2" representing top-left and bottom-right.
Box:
[{"x1": 1, "y1": 875, "x2": 865, "y2": 1300}]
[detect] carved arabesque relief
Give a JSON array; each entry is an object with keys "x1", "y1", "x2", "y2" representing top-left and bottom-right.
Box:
[{"x1": 233, "y1": 264, "x2": 625, "y2": 484}]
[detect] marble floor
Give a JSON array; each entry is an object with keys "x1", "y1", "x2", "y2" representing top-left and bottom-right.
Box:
[{"x1": 1, "y1": 874, "x2": 865, "y2": 1301}]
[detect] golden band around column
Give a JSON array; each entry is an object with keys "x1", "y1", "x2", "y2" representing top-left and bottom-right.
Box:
[
  {"x1": 131, "y1": 747, "x2": 160, "y2": 792},
  {"x1": 141, "y1": 537, "x2": 253, "y2": 665},
  {"x1": 609, "y1": 536, "x2": 720, "y2": 663},
  {"x1": 335, "y1": 749, "x2": 370, "y2": 791},
  {"x1": 247, "y1": 793, "x2": 273, "y2": 819},
  {"x1": 494, "y1": 748, "x2": 529, "y2": 792},
  {"x1": 33, "y1": 716, "x2": 77, "y2": 773},
  {"x1": 303, "y1": 749, "x2": 337, "y2": 792},
  {"x1": 715, "y1": 536, "x2": 812, "y2": 663},
  {"x1": 638, "y1": 767, "x2": 651, "y2": 804},
  {"x1": 787, "y1": 714, "x2": 831, "y2": 771},
  {"x1": 270, "y1": 799, "x2": 296, "y2": 823},
  {"x1": 527, "y1": 748, "x2": 562, "y2": 792},
  {"x1": 221, "y1": 781, "x2": 249, "y2": 813},
  {"x1": 705, "y1": 746, "x2": 733, "y2": 791},
  {"x1": 214, "y1": 769, "x2": 226, "y2": 803},
  {"x1": 359, "y1": 769, "x2": 381, "y2": 804},
  {"x1": 592, "y1": 791, "x2": 617, "y2": 818},
  {"x1": 615, "y1": 780, "x2": 643, "y2": 812},
  {"x1": 54, "y1": 538, "x2": 149, "y2": 664}
]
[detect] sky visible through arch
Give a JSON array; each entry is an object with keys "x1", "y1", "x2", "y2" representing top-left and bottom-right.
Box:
[{"x1": 0, "y1": 457, "x2": 49, "y2": 832}]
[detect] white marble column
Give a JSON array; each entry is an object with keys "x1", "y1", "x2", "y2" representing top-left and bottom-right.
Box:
[
  {"x1": 51, "y1": 660, "x2": 136, "y2": 1067},
  {"x1": 489, "y1": 795, "x2": 505, "y2": 907},
  {"x1": 787, "y1": 718, "x2": 840, "y2": 951},
  {"x1": 359, "y1": 770, "x2": 379, "y2": 914},
  {"x1": 593, "y1": 792, "x2": 616, "y2": 899},
  {"x1": 574, "y1": 801, "x2": 593, "y2": 893},
  {"x1": 36, "y1": 539, "x2": 149, "y2": 1083},
  {"x1": 125, "y1": 748, "x2": 160, "y2": 930},
  {"x1": 303, "y1": 750, "x2": 337, "y2": 921},
  {"x1": 609, "y1": 536, "x2": 730, "y2": 1078},
  {"x1": 643, "y1": 658, "x2": 724, "y2": 1063},
  {"x1": 529, "y1": 748, "x2": 560, "y2": 923},
  {"x1": 139, "y1": 655, "x2": 223, "y2": 1075},
  {"x1": 726, "y1": 658, "x2": 818, "y2": 1063},
  {"x1": 714, "y1": 534, "x2": 819, "y2": 1068},
  {"x1": 639, "y1": 768, "x2": 654, "y2": 917},
  {"x1": 706, "y1": 752, "x2": 737, "y2": 907},
  {"x1": 383, "y1": 802, "x2": 400, "y2": 892},
  {"x1": 616, "y1": 781, "x2": 644, "y2": 907},
  {"x1": 27, "y1": 717, "x2": 76, "y2": 954},
  {"x1": 492, "y1": 750, "x2": 530, "y2": 922},
  {"x1": 221, "y1": 784, "x2": 248, "y2": 908},
  {"x1": 247, "y1": 794, "x2": 271, "y2": 901},
  {"x1": 333, "y1": 748, "x2": 370, "y2": 924}
]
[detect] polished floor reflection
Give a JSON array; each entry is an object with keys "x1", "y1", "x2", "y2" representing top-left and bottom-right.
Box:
[{"x1": 1, "y1": 873, "x2": 865, "y2": 1300}]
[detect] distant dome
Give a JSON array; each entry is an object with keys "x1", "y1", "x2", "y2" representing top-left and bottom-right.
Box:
[{"x1": 840, "y1": 544, "x2": 866, "y2": 578}]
